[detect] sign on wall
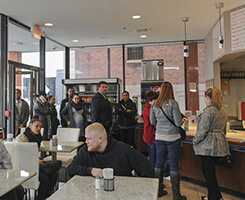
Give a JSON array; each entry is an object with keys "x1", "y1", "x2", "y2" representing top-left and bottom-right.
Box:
[{"x1": 231, "y1": 7, "x2": 245, "y2": 52}]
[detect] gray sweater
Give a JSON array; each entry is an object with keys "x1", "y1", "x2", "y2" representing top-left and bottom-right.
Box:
[
  {"x1": 150, "y1": 99, "x2": 183, "y2": 141},
  {"x1": 193, "y1": 104, "x2": 230, "y2": 156}
]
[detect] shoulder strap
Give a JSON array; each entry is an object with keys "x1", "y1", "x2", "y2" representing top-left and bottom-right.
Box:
[{"x1": 159, "y1": 107, "x2": 178, "y2": 128}]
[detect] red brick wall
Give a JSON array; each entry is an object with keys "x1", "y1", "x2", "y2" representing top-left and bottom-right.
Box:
[{"x1": 9, "y1": 51, "x2": 22, "y2": 89}]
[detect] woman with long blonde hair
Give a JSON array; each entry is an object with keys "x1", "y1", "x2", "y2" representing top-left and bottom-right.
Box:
[
  {"x1": 193, "y1": 88, "x2": 230, "y2": 200},
  {"x1": 150, "y1": 81, "x2": 186, "y2": 199}
]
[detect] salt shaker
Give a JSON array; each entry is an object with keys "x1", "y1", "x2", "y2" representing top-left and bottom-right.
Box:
[
  {"x1": 95, "y1": 176, "x2": 101, "y2": 190},
  {"x1": 52, "y1": 135, "x2": 58, "y2": 146}
]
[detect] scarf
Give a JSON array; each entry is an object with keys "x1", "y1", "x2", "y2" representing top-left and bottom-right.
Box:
[
  {"x1": 24, "y1": 127, "x2": 43, "y2": 147},
  {"x1": 71, "y1": 101, "x2": 83, "y2": 111}
]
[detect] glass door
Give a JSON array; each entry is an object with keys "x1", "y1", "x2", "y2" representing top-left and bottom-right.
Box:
[{"x1": 8, "y1": 61, "x2": 39, "y2": 137}]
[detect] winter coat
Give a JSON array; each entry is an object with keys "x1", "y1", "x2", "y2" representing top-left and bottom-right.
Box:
[
  {"x1": 49, "y1": 104, "x2": 60, "y2": 136},
  {"x1": 116, "y1": 99, "x2": 137, "y2": 127},
  {"x1": 60, "y1": 101, "x2": 87, "y2": 136},
  {"x1": 193, "y1": 104, "x2": 230, "y2": 156},
  {"x1": 150, "y1": 99, "x2": 183, "y2": 140},
  {"x1": 34, "y1": 99, "x2": 51, "y2": 140},
  {"x1": 143, "y1": 103, "x2": 155, "y2": 144}
]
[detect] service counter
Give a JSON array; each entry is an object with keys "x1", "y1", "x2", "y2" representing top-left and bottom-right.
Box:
[
  {"x1": 134, "y1": 122, "x2": 245, "y2": 196},
  {"x1": 181, "y1": 124, "x2": 245, "y2": 196}
]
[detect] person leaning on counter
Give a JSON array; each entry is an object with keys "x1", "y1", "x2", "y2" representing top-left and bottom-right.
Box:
[{"x1": 67, "y1": 123, "x2": 154, "y2": 178}]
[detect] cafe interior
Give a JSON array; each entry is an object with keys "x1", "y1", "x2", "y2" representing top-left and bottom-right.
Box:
[{"x1": 1, "y1": 0, "x2": 245, "y2": 199}]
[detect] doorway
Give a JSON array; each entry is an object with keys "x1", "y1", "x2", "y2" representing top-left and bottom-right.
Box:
[{"x1": 8, "y1": 60, "x2": 40, "y2": 137}]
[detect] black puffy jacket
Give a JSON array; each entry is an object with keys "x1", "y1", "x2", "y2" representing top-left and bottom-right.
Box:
[{"x1": 116, "y1": 99, "x2": 137, "y2": 127}]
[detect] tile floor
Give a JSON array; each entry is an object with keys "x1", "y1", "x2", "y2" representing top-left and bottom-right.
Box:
[{"x1": 158, "y1": 177, "x2": 244, "y2": 200}]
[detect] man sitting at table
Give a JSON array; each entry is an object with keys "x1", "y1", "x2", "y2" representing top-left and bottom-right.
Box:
[{"x1": 68, "y1": 123, "x2": 154, "y2": 178}]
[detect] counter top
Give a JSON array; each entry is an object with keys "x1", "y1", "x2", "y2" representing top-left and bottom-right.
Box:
[{"x1": 186, "y1": 123, "x2": 245, "y2": 143}]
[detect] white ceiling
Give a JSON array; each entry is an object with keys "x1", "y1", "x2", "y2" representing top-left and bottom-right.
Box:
[{"x1": 1, "y1": 0, "x2": 245, "y2": 48}]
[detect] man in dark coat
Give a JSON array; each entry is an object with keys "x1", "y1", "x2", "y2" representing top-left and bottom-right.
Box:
[
  {"x1": 91, "y1": 81, "x2": 112, "y2": 133},
  {"x1": 60, "y1": 87, "x2": 75, "y2": 127},
  {"x1": 67, "y1": 123, "x2": 154, "y2": 178}
]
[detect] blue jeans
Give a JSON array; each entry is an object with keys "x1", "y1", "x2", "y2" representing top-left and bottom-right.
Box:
[
  {"x1": 147, "y1": 143, "x2": 156, "y2": 167},
  {"x1": 155, "y1": 138, "x2": 181, "y2": 172}
]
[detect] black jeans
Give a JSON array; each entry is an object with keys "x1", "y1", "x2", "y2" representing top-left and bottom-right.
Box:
[
  {"x1": 119, "y1": 128, "x2": 135, "y2": 148},
  {"x1": 37, "y1": 171, "x2": 58, "y2": 200},
  {"x1": 200, "y1": 156, "x2": 222, "y2": 200}
]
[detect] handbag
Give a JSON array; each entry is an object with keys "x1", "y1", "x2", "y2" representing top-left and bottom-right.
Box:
[
  {"x1": 160, "y1": 107, "x2": 186, "y2": 140},
  {"x1": 216, "y1": 147, "x2": 234, "y2": 167},
  {"x1": 40, "y1": 160, "x2": 62, "y2": 175}
]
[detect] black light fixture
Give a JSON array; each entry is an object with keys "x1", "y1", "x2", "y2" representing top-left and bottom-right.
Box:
[
  {"x1": 215, "y1": 2, "x2": 224, "y2": 49},
  {"x1": 182, "y1": 17, "x2": 189, "y2": 57}
]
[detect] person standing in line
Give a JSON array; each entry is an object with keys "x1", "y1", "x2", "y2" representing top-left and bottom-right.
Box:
[
  {"x1": 61, "y1": 95, "x2": 87, "y2": 140},
  {"x1": 193, "y1": 88, "x2": 230, "y2": 200},
  {"x1": 60, "y1": 87, "x2": 75, "y2": 127},
  {"x1": 34, "y1": 91, "x2": 51, "y2": 141},
  {"x1": 15, "y1": 89, "x2": 29, "y2": 136},
  {"x1": 150, "y1": 82, "x2": 186, "y2": 199},
  {"x1": 143, "y1": 91, "x2": 158, "y2": 166},
  {"x1": 116, "y1": 91, "x2": 137, "y2": 148},
  {"x1": 48, "y1": 95, "x2": 60, "y2": 136},
  {"x1": 91, "y1": 81, "x2": 112, "y2": 133}
]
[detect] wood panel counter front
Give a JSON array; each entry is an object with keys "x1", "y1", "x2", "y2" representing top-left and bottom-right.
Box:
[{"x1": 180, "y1": 124, "x2": 245, "y2": 196}]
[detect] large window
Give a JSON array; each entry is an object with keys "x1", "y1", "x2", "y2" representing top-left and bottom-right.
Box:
[
  {"x1": 8, "y1": 22, "x2": 40, "y2": 67},
  {"x1": 70, "y1": 43, "x2": 205, "y2": 115},
  {"x1": 70, "y1": 47, "x2": 108, "y2": 79},
  {"x1": 45, "y1": 39, "x2": 65, "y2": 120}
]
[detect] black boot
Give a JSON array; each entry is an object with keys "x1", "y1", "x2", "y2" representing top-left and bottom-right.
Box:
[
  {"x1": 170, "y1": 171, "x2": 187, "y2": 200},
  {"x1": 154, "y1": 168, "x2": 168, "y2": 197}
]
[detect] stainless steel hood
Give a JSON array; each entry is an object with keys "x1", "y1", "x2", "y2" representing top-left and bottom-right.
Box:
[{"x1": 141, "y1": 59, "x2": 164, "y2": 81}]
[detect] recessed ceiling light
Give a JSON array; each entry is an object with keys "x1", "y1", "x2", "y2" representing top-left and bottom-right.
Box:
[
  {"x1": 132, "y1": 15, "x2": 141, "y2": 19},
  {"x1": 33, "y1": 42, "x2": 39, "y2": 45},
  {"x1": 45, "y1": 23, "x2": 53, "y2": 27},
  {"x1": 72, "y1": 40, "x2": 79, "y2": 43},
  {"x1": 140, "y1": 35, "x2": 147, "y2": 38}
]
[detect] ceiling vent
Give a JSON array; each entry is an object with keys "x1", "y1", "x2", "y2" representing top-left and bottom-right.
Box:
[{"x1": 135, "y1": 28, "x2": 151, "y2": 33}]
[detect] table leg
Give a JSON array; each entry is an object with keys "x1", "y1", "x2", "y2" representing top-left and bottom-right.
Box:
[{"x1": 52, "y1": 152, "x2": 57, "y2": 161}]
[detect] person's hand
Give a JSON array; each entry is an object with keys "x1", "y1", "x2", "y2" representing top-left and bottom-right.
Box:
[
  {"x1": 67, "y1": 121, "x2": 71, "y2": 125},
  {"x1": 91, "y1": 168, "x2": 103, "y2": 178},
  {"x1": 127, "y1": 109, "x2": 132, "y2": 112},
  {"x1": 19, "y1": 124, "x2": 24, "y2": 128},
  {"x1": 39, "y1": 159, "x2": 45, "y2": 165},
  {"x1": 182, "y1": 117, "x2": 189, "y2": 123}
]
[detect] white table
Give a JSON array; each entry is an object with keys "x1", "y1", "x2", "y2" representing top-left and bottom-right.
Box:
[
  {"x1": 48, "y1": 175, "x2": 158, "y2": 200},
  {"x1": 40, "y1": 141, "x2": 84, "y2": 161},
  {"x1": 0, "y1": 170, "x2": 36, "y2": 197}
]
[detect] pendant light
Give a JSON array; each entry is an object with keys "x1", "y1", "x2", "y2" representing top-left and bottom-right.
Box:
[
  {"x1": 182, "y1": 17, "x2": 189, "y2": 57},
  {"x1": 215, "y1": 2, "x2": 224, "y2": 49}
]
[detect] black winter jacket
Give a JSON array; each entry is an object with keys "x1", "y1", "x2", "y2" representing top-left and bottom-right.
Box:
[
  {"x1": 116, "y1": 99, "x2": 137, "y2": 127},
  {"x1": 67, "y1": 136, "x2": 154, "y2": 177}
]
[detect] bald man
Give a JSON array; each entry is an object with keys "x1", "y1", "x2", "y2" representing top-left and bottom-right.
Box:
[{"x1": 68, "y1": 123, "x2": 154, "y2": 178}]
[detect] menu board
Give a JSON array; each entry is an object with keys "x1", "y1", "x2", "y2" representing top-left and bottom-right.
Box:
[
  {"x1": 231, "y1": 7, "x2": 245, "y2": 51},
  {"x1": 212, "y1": 17, "x2": 225, "y2": 61}
]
